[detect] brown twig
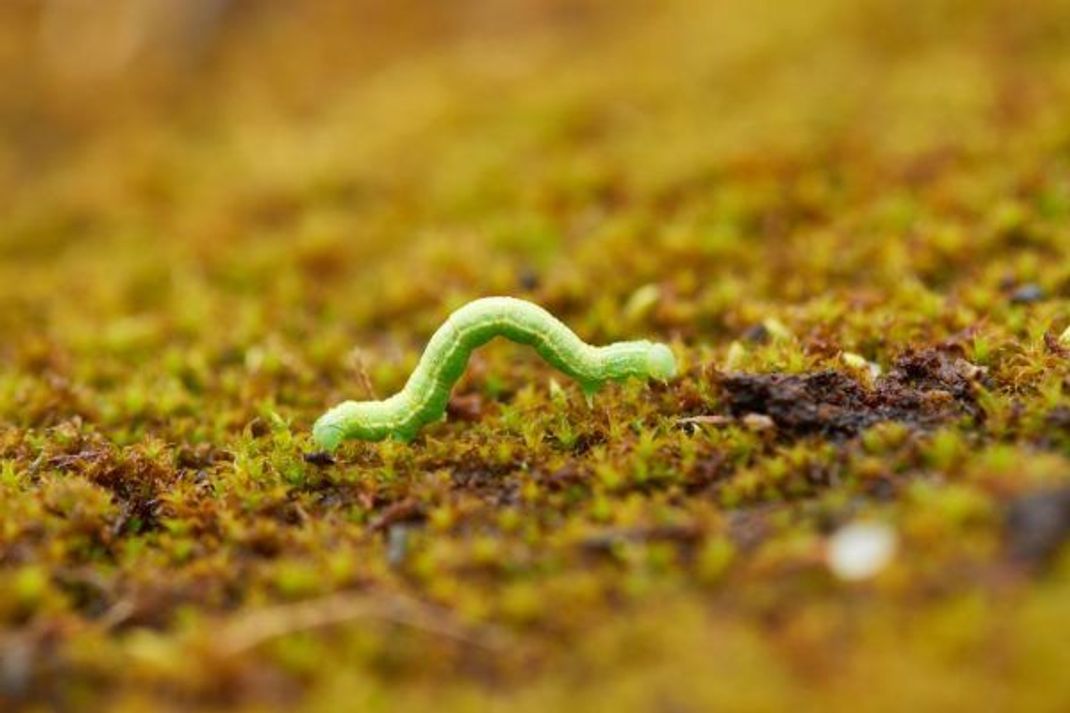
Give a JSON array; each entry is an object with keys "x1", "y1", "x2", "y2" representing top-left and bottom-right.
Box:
[{"x1": 214, "y1": 590, "x2": 511, "y2": 656}]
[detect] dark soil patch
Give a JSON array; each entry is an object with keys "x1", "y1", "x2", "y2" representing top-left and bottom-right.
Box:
[
  {"x1": 1005, "y1": 486, "x2": 1070, "y2": 567},
  {"x1": 45, "y1": 441, "x2": 173, "y2": 535},
  {"x1": 302, "y1": 450, "x2": 337, "y2": 466},
  {"x1": 714, "y1": 348, "x2": 984, "y2": 439}
]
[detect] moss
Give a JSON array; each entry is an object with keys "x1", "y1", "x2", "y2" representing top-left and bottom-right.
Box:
[{"x1": 1, "y1": 0, "x2": 1069, "y2": 710}]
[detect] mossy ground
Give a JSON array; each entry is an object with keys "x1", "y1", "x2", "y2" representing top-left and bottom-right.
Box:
[{"x1": 1, "y1": 1, "x2": 1068, "y2": 711}]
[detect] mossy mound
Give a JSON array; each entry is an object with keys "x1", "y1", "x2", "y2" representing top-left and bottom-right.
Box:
[{"x1": 0, "y1": 1, "x2": 1068, "y2": 711}]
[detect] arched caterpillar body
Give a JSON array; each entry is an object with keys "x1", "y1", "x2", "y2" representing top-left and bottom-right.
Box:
[{"x1": 312, "y1": 296, "x2": 677, "y2": 450}]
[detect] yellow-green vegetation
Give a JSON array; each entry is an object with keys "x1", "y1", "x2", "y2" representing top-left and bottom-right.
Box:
[{"x1": 1, "y1": 1, "x2": 1068, "y2": 711}]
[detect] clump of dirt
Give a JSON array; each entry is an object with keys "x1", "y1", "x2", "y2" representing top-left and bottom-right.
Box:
[
  {"x1": 714, "y1": 348, "x2": 984, "y2": 439},
  {"x1": 42, "y1": 435, "x2": 175, "y2": 535}
]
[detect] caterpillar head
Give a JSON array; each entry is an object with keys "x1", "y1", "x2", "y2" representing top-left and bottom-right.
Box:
[
  {"x1": 647, "y1": 343, "x2": 677, "y2": 380},
  {"x1": 312, "y1": 401, "x2": 384, "y2": 451}
]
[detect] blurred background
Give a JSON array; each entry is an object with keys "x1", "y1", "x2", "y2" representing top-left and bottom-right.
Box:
[{"x1": 3, "y1": 0, "x2": 1067, "y2": 342}]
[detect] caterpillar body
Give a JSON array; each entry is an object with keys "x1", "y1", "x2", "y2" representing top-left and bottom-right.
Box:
[{"x1": 312, "y1": 296, "x2": 676, "y2": 450}]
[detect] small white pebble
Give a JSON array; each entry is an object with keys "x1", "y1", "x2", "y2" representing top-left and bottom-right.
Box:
[{"x1": 826, "y1": 522, "x2": 897, "y2": 581}]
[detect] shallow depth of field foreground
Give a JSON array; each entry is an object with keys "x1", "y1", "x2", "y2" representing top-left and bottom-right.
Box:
[{"x1": 0, "y1": 1, "x2": 1068, "y2": 711}]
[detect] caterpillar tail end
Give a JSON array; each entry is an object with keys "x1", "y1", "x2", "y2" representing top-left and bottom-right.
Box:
[{"x1": 647, "y1": 343, "x2": 677, "y2": 381}]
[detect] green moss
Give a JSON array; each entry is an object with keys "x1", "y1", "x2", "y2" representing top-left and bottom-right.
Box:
[{"x1": 0, "y1": 0, "x2": 1068, "y2": 710}]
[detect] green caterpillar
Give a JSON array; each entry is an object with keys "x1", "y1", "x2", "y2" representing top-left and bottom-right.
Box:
[{"x1": 312, "y1": 296, "x2": 676, "y2": 450}]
